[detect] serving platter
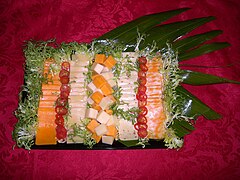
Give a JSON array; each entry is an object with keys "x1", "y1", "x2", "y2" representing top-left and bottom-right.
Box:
[{"x1": 13, "y1": 8, "x2": 239, "y2": 150}]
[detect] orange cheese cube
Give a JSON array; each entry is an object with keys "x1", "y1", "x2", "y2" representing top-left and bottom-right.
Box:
[
  {"x1": 105, "y1": 109, "x2": 113, "y2": 115},
  {"x1": 103, "y1": 55, "x2": 117, "y2": 69},
  {"x1": 35, "y1": 126, "x2": 57, "y2": 145},
  {"x1": 92, "y1": 133, "x2": 102, "y2": 143},
  {"x1": 100, "y1": 83, "x2": 113, "y2": 96},
  {"x1": 92, "y1": 75, "x2": 107, "y2": 88},
  {"x1": 106, "y1": 125, "x2": 117, "y2": 138},
  {"x1": 91, "y1": 91, "x2": 104, "y2": 104},
  {"x1": 95, "y1": 54, "x2": 106, "y2": 64},
  {"x1": 91, "y1": 72, "x2": 99, "y2": 80},
  {"x1": 92, "y1": 103, "x2": 102, "y2": 111},
  {"x1": 87, "y1": 119, "x2": 100, "y2": 133}
]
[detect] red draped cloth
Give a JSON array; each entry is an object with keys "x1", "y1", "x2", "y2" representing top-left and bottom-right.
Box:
[{"x1": 0, "y1": 0, "x2": 240, "y2": 179}]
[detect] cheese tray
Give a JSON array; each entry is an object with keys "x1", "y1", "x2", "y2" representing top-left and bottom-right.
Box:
[{"x1": 13, "y1": 8, "x2": 240, "y2": 150}]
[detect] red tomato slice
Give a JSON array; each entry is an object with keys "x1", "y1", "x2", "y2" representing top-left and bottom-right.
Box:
[
  {"x1": 138, "y1": 71, "x2": 146, "y2": 78},
  {"x1": 138, "y1": 127, "x2": 148, "y2": 138},
  {"x1": 139, "y1": 106, "x2": 148, "y2": 116},
  {"x1": 138, "y1": 85, "x2": 146, "y2": 93},
  {"x1": 60, "y1": 76, "x2": 70, "y2": 84},
  {"x1": 56, "y1": 97, "x2": 68, "y2": 106},
  {"x1": 137, "y1": 115, "x2": 147, "y2": 123},
  {"x1": 55, "y1": 116, "x2": 64, "y2": 125},
  {"x1": 59, "y1": 69, "x2": 70, "y2": 78},
  {"x1": 138, "y1": 93, "x2": 147, "y2": 101},
  {"x1": 61, "y1": 62, "x2": 70, "y2": 71},
  {"x1": 55, "y1": 106, "x2": 68, "y2": 115},
  {"x1": 134, "y1": 122, "x2": 148, "y2": 130},
  {"x1": 60, "y1": 84, "x2": 71, "y2": 94},
  {"x1": 139, "y1": 64, "x2": 148, "y2": 72},
  {"x1": 139, "y1": 77, "x2": 147, "y2": 85},
  {"x1": 138, "y1": 57, "x2": 147, "y2": 64},
  {"x1": 56, "y1": 125, "x2": 67, "y2": 139}
]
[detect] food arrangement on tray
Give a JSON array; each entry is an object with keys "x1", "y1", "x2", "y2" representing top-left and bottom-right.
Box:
[{"x1": 12, "y1": 8, "x2": 240, "y2": 150}]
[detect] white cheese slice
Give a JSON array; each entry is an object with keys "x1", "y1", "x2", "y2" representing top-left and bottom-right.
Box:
[
  {"x1": 87, "y1": 82, "x2": 97, "y2": 92},
  {"x1": 85, "y1": 108, "x2": 98, "y2": 119},
  {"x1": 119, "y1": 119, "x2": 138, "y2": 140},
  {"x1": 108, "y1": 79, "x2": 117, "y2": 87},
  {"x1": 97, "y1": 110, "x2": 111, "y2": 124},
  {"x1": 95, "y1": 124, "x2": 108, "y2": 136},
  {"x1": 102, "y1": 136, "x2": 114, "y2": 145},
  {"x1": 101, "y1": 71, "x2": 114, "y2": 80}
]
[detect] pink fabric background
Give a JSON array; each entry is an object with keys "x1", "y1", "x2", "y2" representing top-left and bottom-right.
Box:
[{"x1": 1, "y1": 0, "x2": 240, "y2": 179}]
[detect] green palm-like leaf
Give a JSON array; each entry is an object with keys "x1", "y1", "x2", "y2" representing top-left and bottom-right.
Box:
[
  {"x1": 170, "y1": 119, "x2": 195, "y2": 138},
  {"x1": 139, "y1": 16, "x2": 215, "y2": 49},
  {"x1": 178, "y1": 42, "x2": 230, "y2": 61},
  {"x1": 172, "y1": 30, "x2": 222, "y2": 53},
  {"x1": 180, "y1": 70, "x2": 240, "y2": 85},
  {"x1": 176, "y1": 86, "x2": 221, "y2": 120},
  {"x1": 98, "y1": 8, "x2": 190, "y2": 42}
]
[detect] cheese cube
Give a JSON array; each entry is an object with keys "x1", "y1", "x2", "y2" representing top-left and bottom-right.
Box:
[
  {"x1": 108, "y1": 79, "x2": 117, "y2": 87},
  {"x1": 91, "y1": 91, "x2": 104, "y2": 104},
  {"x1": 102, "y1": 67, "x2": 110, "y2": 72},
  {"x1": 92, "y1": 75, "x2": 107, "y2": 88},
  {"x1": 101, "y1": 71, "x2": 114, "y2": 80},
  {"x1": 85, "y1": 108, "x2": 98, "y2": 119},
  {"x1": 87, "y1": 97, "x2": 94, "y2": 105},
  {"x1": 91, "y1": 62, "x2": 104, "y2": 74},
  {"x1": 87, "y1": 120, "x2": 100, "y2": 133},
  {"x1": 103, "y1": 55, "x2": 117, "y2": 69},
  {"x1": 100, "y1": 83, "x2": 113, "y2": 96},
  {"x1": 106, "y1": 125, "x2": 117, "y2": 138},
  {"x1": 97, "y1": 110, "x2": 110, "y2": 124},
  {"x1": 87, "y1": 82, "x2": 97, "y2": 92},
  {"x1": 106, "y1": 115, "x2": 115, "y2": 126},
  {"x1": 102, "y1": 135, "x2": 114, "y2": 145},
  {"x1": 95, "y1": 124, "x2": 108, "y2": 136},
  {"x1": 92, "y1": 103, "x2": 102, "y2": 111},
  {"x1": 99, "y1": 96, "x2": 114, "y2": 110},
  {"x1": 91, "y1": 133, "x2": 102, "y2": 143},
  {"x1": 95, "y1": 54, "x2": 106, "y2": 64}
]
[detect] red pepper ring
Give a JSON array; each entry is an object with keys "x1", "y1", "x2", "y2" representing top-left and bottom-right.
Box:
[
  {"x1": 56, "y1": 97, "x2": 68, "y2": 107},
  {"x1": 55, "y1": 106, "x2": 68, "y2": 115},
  {"x1": 134, "y1": 122, "x2": 148, "y2": 131},
  {"x1": 59, "y1": 69, "x2": 70, "y2": 78},
  {"x1": 138, "y1": 127, "x2": 148, "y2": 138},
  {"x1": 60, "y1": 84, "x2": 71, "y2": 94},
  {"x1": 139, "y1": 64, "x2": 148, "y2": 72},
  {"x1": 61, "y1": 62, "x2": 70, "y2": 71},
  {"x1": 137, "y1": 115, "x2": 147, "y2": 124},
  {"x1": 138, "y1": 57, "x2": 147, "y2": 64},
  {"x1": 139, "y1": 106, "x2": 148, "y2": 116},
  {"x1": 56, "y1": 125, "x2": 67, "y2": 139},
  {"x1": 60, "y1": 76, "x2": 70, "y2": 84},
  {"x1": 138, "y1": 70, "x2": 146, "y2": 78}
]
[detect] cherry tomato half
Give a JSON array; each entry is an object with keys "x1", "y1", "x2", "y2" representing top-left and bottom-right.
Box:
[
  {"x1": 59, "y1": 69, "x2": 70, "y2": 78},
  {"x1": 55, "y1": 106, "x2": 68, "y2": 115},
  {"x1": 137, "y1": 115, "x2": 147, "y2": 124},
  {"x1": 138, "y1": 85, "x2": 146, "y2": 93},
  {"x1": 61, "y1": 62, "x2": 70, "y2": 71},
  {"x1": 139, "y1": 106, "x2": 148, "y2": 116},
  {"x1": 56, "y1": 125, "x2": 67, "y2": 139},
  {"x1": 56, "y1": 97, "x2": 68, "y2": 106},
  {"x1": 139, "y1": 77, "x2": 147, "y2": 85},
  {"x1": 138, "y1": 70, "x2": 146, "y2": 78},
  {"x1": 139, "y1": 64, "x2": 148, "y2": 72},
  {"x1": 138, "y1": 57, "x2": 147, "y2": 64},
  {"x1": 60, "y1": 76, "x2": 70, "y2": 84},
  {"x1": 138, "y1": 127, "x2": 148, "y2": 138},
  {"x1": 134, "y1": 122, "x2": 148, "y2": 130}
]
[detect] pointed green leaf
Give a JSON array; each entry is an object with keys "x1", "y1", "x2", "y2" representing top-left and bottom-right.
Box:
[
  {"x1": 97, "y1": 8, "x2": 190, "y2": 42},
  {"x1": 172, "y1": 30, "x2": 222, "y2": 53},
  {"x1": 176, "y1": 86, "x2": 221, "y2": 120},
  {"x1": 118, "y1": 140, "x2": 139, "y2": 147},
  {"x1": 179, "y1": 42, "x2": 230, "y2": 61},
  {"x1": 171, "y1": 120, "x2": 191, "y2": 138},
  {"x1": 177, "y1": 119, "x2": 195, "y2": 131},
  {"x1": 179, "y1": 70, "x2": 240, "y2": 85},
  {"x1": 139, "y1": 16, "x2": 215, "y2": 49}
]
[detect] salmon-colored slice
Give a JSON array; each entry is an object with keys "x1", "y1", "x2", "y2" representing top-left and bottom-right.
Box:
[{"x1": 146, "y1": 60, "x2": 166, "y2": 139}]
